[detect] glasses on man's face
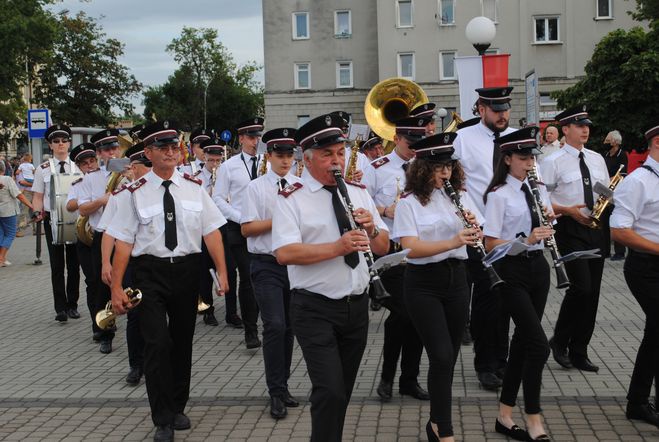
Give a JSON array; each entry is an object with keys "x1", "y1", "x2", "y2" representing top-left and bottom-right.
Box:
[
  {"x1": 51, "y1": 138, "x2": 70, "y2": 144},
  {"x1": 152, "y1": 144, "x2": 179, "y2": 153}
]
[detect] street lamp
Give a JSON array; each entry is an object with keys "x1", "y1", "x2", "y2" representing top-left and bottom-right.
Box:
[
  {"x1": 465, "y1": 16, "x2": 496, "y2": 55},
  {"x1": 437, "y1": 107, "x2": 448, "y2": 131}
]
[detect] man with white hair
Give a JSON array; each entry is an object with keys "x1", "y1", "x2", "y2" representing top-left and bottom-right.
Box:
[{"x1": 601, "y1": 129, "x2": 628, "y2": 261}]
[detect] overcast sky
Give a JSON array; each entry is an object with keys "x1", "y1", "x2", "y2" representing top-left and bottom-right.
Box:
[{"x1": 52, "y1": 0, "x2": 264, "y2": 113}]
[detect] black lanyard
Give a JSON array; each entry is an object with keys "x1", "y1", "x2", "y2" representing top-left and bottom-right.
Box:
[{"x1": 240, "y1": 153, "x2": 259, "y2": 180}]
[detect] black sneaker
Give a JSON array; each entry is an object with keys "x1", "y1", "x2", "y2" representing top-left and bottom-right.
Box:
[
  {"x1": 226, "y1": 314, "x2": 243, "y2": 328},
  {"x1": 626, "y1": 402, "x2": 659, "y2": 427},
  {"x1": 125, "y1": 367, "x2": 142, "y2": 386},
  {"x1": 203, "y1": 311, "x2": 219, "y2": 326},
  {"x1": 245, "y1": 333, "x2": 262, "y2": 349},
  {"x1": 55, "y1": 311, "x2": 68, "y2": 322},
  {"x1": 67, "y1": 308, "x2": 80, "y2": 319}
]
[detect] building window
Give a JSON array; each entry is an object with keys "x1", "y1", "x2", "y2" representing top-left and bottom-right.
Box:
[
  {"x1": 397, "y1": 0, "x2": 413, "y2": 28},
  {"x1": 534, "y1": 17, "x2": 560, "y2": 43},
  {"x1": 292, "y1": 12, "x2": 309, "y2": 40},
  {"x1": 596, "y1": 0, "x2": 612, "y2": 18},
  {"x1": 336, "y1": 61, "x2": 353, "y2": 88},
  {"x1": 484, "y1": 48, "x2": 500, "y2": 54},
  {"x1": 438, "y1": 0, "x2": 455, "y2": 25},
  {"x1": 481, "y1": 0, "x2": 498, "y2": 22},
  {"x1": 297, "y1": 115, "x2": 310, "y2": 128},
  {"x1": 439, "y1": 51, "x2": 456, "y2": 80},
  {"x1": 335, "y1": 10, "x2": 351, "y2": 37},
  {"x1": 397, "y1": 53, "x2": 415, "y2": 80},
  {"x1": 539, "y1": 93, "x2": 557, "y2": 107},
  {"x1": 294, "y1": 63, "x2": 310, "y2": 89}
]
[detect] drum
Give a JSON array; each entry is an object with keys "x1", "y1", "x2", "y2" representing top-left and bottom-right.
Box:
[{"x1": 49, "y1": 165, "x2": 81, "y2": 245}]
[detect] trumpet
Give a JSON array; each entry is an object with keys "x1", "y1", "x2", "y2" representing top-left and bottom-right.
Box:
[
  {"x1": 443, "y1": 180, "x2": 504, "y2": 290},
  {"x1": 588, "y1": 164, "x2": 624, "y2": 229},
  {"x1": 527, "y1": 167, "x2": 570, "y2": 289},
  {"x1": 331, "y1": 167, "x2": 390, "y2": 302},
  {"x1": 95, "y1": 288, "x2": 142, "y2": 330}
]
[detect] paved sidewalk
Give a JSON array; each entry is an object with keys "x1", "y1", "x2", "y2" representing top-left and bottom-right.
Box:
[{"x1": 0, "y1": 233, "x2": 657, "y2": 441}]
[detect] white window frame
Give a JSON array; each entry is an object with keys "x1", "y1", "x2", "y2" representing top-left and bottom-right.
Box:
[
  {"x1": 294, "y1": 62, "x2": 311, "y2": 90},
  {"x1": 297, "y1": 115, "x2": 310, "y2": 128},
  {"x1": 534, "y1": 16, "x2": 561, "y2": 44},
  {"x1": 539, "y1": 93, "x2": 557, "y2": 107},
  {"x1": 397, "y1": 53, "x2": 415, "y2": 80},
  {"x1": 334, "y1": 10, "x2": 352, "y2": 37},
  {"x1": 439, "y1": 51, "x2": 457, "y2": 80},
  {"x1": 481, "y1": 0, "x2": 498, "y2": 23},
  {"x1": 595, "y1": 0, "x2": 613, "y2": 19},
  {"x1": 336, "y1": 61, "x2": 354, "y2": 88},
  {"x1": 438, "y1": 0, "x2": 455, "y2": 26},
  {"x1": 292, "y1": 12, "x2": 309, "y2": 40},
  {"x1": 396, "y1": 0, "x2": 414, "y2": 28}
]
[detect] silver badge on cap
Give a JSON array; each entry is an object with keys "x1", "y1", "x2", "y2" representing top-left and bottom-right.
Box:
[
  {"x1": 418, "y1": 119, "x2": 424, "y2": 126},
  {"x1": 582, "y1": 105, "x2": 587, "y2": 112},
  {"x1": 444, "y1": 134, "x2": 450, "y2": 143},
  {"x1": 106, "y1": 130, "x2": 111, "y2": 136},
  {"x1": 325, "y1": 115, "x2": 332, "y2": 126},
  {"x1": 501, "y1": 89, "x2": 507, "y2": 96},
  {"x1": 254, "y1": 118, "x2": 258, "y2": 124},
  {"x1": 163, "y1": 120, "x2": 169, "y2": 129},
  {"x1": 531, "y1": 128, "x2": 537, "y2": 137},
  {"x1": 283, "y1": 129, "x2": 289, "y2": 137}
]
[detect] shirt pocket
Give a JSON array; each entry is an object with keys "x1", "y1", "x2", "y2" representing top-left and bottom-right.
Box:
[
  {"x1": 416, "y1": 213, "x2": 443, "y2": 238},
  {"x1": 562, "y1": 171, "x2": 582, "y2": 185},
  {"x1": 137, "y1": 204, "x2": 163, "y2": 225},
  {"x1": 180, "y1": 199, "x2": 202, "y2": 225}
]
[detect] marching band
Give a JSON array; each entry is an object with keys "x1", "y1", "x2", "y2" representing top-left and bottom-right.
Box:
[{"x1": 30, "y1": 80, "x2": 659, "y2": 441}]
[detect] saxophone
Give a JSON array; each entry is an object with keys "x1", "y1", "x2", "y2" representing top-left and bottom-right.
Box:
[
  {"x1": 258, "y1": 154, "x2": 268, "y2": 176},
  {"x1": 588, "y1": 164, "x2": 624, "y2": 229},
  {"x1": 345, "y1": 145, "x2": 359, "y2": 181}
]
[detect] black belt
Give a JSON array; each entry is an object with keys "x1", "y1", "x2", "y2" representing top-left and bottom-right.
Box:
[
  {"x1": 251, "y1": 253, "x2": 278, "y2": 264},
  {"x1": 294, "y1": 288, "x2": 365, "y2": 303},
  {"x1": 408, "y1": 258, "x2": 463, "y2": 269},
  {"x1": 135, "y1": 253, "x2": 200, "y2": 264},
  {"x1": 509, "y1": 249, "x2": 544, "y2": 259},
  {"x1": 628, "y1": 249, "x2": 659, "y2": 262}
]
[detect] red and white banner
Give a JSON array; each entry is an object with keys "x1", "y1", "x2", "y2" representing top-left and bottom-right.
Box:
[{"x1": 455, "y1": 54, "x2": 510, "y2": 118}]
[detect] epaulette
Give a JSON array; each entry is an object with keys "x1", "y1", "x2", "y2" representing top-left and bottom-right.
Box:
[
  {"x1": 88, "y1": 168, "x2": 101, "y2": 173},
  {"x1": 192, "y1": 169, "x2": 203, "y2": 178},
  {"x1": 491, "y1": 184, "x2": 504, "y2": 192},
  {"x1": 71, "y1": 177, "x2": 83, "y2": 186},
  {"x1": 400, "y1": 191, "x2": 412, "y2": 199},
  {"x1": 371, "y1": 157, "x2": 390, "y2": 169},
  {"x1": 112, "y1": 184, "x2": 127, "y2": 196},
  {"x1": 183, "y1": 173, "x2": 202, "y2": 185},
  {"x1": 278, "y1": 182, "x2": 303, "y2": 198},
  {"x1": 127, "y1": 177, "x2": 147, "y2": 193},
  {"x1": 40, "y1": 162, "x2": 49, "y2": 169},
  {"x1": 346, "y1": 180, "x2": 366, "y2": 189}
]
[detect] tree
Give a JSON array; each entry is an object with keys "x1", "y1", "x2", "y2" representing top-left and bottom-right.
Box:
[
  {"x1": 143, "y1": 27, "x2": 263, "y2": 133},
  {"x1": 34, "y1": 11, "x2": 141, "y2": 127},
  {"x1": 553, "y1": 3, "x2": 658, "y2": 150}
]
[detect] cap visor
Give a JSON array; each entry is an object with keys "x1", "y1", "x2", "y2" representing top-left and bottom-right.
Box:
[{"x1": 489, "y1": 102, "x2": 512, "y2": 112}]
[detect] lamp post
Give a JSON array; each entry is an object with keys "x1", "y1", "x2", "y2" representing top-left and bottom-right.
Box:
[
  {"x1": 465, "y1": 16, "x2": 496, "y2": 55},
  {"x1": 437, "y1": 107, "x2": 448, "y2": 132}
]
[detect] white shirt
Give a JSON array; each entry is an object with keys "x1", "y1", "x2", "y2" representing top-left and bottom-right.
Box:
[
  {"x1": 484, "y1": 174, "x2": 552, "y2": 251},
  {"x1": 539, "y1": 144, "x2": 610, "y2": 217},
  {"x1": 78, "y1": 165, "x2": 112, "y2": 231},
  {"x1": 362, "y1": 151, "x2": 409, "y2": 232},
  {"x1": 17, "y1": 163, "x2": 35, "y2": 190},
  {"x1": 196, "y1": 166, "x2": 215, "y2": 195},
  {"x1": 64, "y1": 176, "x2": 84, "y2": 218},
  {"x1": 241, "y1": 170, "x2": 302, "y2": 255},
  {"x1": 610, "y1": 156, "x2": 659, "y2": 245},
  {"x1": 539, "y1": 140, "x2": 561, "y2": 167},
  {"x1": 97, "y1": 183, "x2": 131, "y2": 233},
  {"x1": 212, "y1": 151, "x2": 264, "y2": 223},
  {"x1": 454, "y1": 121, "x2": 516, "y2": 217},
  {"x1": 32, "y1": 157, "x2": 76, "y2": 212},
  {"x1": 272, "y1": 174, "x2": 387, "y2": 299},
  {"x1": 393, "y1": 187, "x2": 482, "y2": 265},
  {"x1": 106, "y1": 170, "x2": 226, "y2": 257}
]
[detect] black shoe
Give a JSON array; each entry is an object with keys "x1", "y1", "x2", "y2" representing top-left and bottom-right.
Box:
[
  {"x1": 462, "y1": 326, "x2": 473, "y2": 345},
  {"x1": 495, "y1": 419, "x2": 529, "y2": 441},
  {"x1": 570, "y1": 356, "x2": 599, "y2": 372},
  {"x1": 226, "y1": 314, "x2": 243, "y2": 328},
  {"x1": 549, "y1": 337, "x2": 572, "y2": 369},
  {"x1": 125, "y1": 367, "x2": 142, "y2": 386},
  {"x1": 370, "y1": 299, "x2": 382, "y2": 311},
  {"x1": 626, "y1": 402, "x2": 659, "y2": 427},
  {"x1": 55, "y1": 311, "x2": 68, "y2": 322},
  {"x1": 399, "y1": 383, "x2": 430, "y2": 400},
  {"x1": 173, "y1": 412, "x2": 191, "y2": 430},
  {"x1": 153, "y1": 424, "x2": 174, "y2": 441},
  {"x1": 478, "y1": 372, "x2": 502, "y2": 391},
  {"x1": 67, "y1": 308, "x2": 80, "y2": 319},
  {"x1": 270, "y1": 396, "x2": 287, "y2": 419},
  {"x1": 377, "y1": 379, "x2": 393, "y2": 402},
  {"x1": 92, "y1": 331, "x2": 103, "y2": 342},
  {"x1": 99, "y1": 340, "x2": 112, "y2": 354},
  {"x1": 245, "y1": 333, "x2": 261, "y2": 349},
  {"x1": 426, "y1": 420, "x2": 439, "y2": 442},
  {"x1": 283, "y1": 391, "x2": 299, "y2": 407},
  {"x1": 203, "y1": 311, "x2": 218, "y2": 326}
]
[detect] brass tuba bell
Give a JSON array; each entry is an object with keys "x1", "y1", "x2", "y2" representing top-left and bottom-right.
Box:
[{"x1": 95, "y1": 288, "x2": 142, "y2": 330}]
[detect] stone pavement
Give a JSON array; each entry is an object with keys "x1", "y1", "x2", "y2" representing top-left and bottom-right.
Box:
[{"x1": 0, "y1": 232, "x2": 657, "y2": 441}]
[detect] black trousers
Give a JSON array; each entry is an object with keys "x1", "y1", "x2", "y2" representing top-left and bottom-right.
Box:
[
  {"x1": 75, "y1": 240, "x2": 97, "y2": 333},
  {"x1": 495, "y1": 253, "x2": 551, "y2": 414},
  {"x1": 467, "y1": 246, "x2": 510, "y2": 374},
  {"x1": 133, "y1": 253, "x2": 200, "y2": 426},
  {"x1": 291, "y1": 289, "x2": 369, "y2": 442},
  {"x1": 624, "y1": 251, "x2": 659, "y2": 406},
  {"x1": 250, "y1": 254, "x2": 294, "y2": 397},
  {"x1": 379, "y1": 264, "x2": 423, "y2": 388},
  {"x1": 404, "y1": 259, "x2": 469, "y2": 438},
  {"x1": 226, "y1": 221, "x2": 259, "y2": 335},
  {"x1": 601, "y1": 206, "x2": 626, "y2": 258},
  {"x1": 199, "y1": 226, "x2": 238, "y2": 319},
  {"x1": 91, "y1": 231, "x2": 114, "y2": 342},
  {"x1": 44, "y1": 214, "x2": 79, "y2": 313},
  {"x1": 553, "y1": 217, "x2": 605, "y2": 358}
]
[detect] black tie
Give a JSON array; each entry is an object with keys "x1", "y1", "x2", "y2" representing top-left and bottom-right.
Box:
[
  {"x1": 492, "y1": 132, "x2": 501, "y2": 171},
  {"x1": 162, "y1": 180, "x2": 177, "y2": 251},
  {"x1": 250, "y1": 157, "x2": 258, "y2": 180},
  {"x1": 578, "y1": 152, "x2": 594, "y2": 209},
  {"x1": 402, "y1": 163, "x2": 409, "y2": 172},
  {"x1": 59, "y1": 161, "x2": 66, "y2": 174},
  {"x1": 278, "y1": 178, "x2": 288, "y2": 190},
  {"x1": 521, "y1": 183, "x2": 541, "y2": 229},
  {"x1": 324, "y1": 186, "x2": 359, "y2": 269}
]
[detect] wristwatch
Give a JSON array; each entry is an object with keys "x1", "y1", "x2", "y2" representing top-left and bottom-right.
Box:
[{"x1": 369, "y1": 225, "x2": 381, "y2": 239}]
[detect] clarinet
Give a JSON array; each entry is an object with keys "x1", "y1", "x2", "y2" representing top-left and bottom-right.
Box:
[
  {"x1": 330, "y1": 167, "x2": 391, "y2": 302},
  {"x1": 526, "y1": 167, "x2": 570, "y2": 289},
  {"x1": 443, "y1": 180, "x2": 504, "y2": 290}
]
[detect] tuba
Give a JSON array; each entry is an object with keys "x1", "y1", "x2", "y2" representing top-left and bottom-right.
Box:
[
  {"x1": 96, "y1": 288, "x2": 142, "y2": 330},
  {"x1": 588, "y1": 164, "x2": 624, "y2": 229},
  {"x1": 364, "y1": 78, "x2": 429, "y2": 153},
  {"x1": 443, "y1": 112, "x2": 464, "y2": 133}
]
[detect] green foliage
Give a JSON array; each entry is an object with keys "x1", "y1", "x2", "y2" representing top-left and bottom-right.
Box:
[
  {"x1": 143, "y1": 27, "x2": 263, "y2": 133},
  {"x1": 628, "y1": 0, "x2": 659, "y2": 23},
  {"x1": 34, "y1": 11, "x2": 141, "y2": 127}
]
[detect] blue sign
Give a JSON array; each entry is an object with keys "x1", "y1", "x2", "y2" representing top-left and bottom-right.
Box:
[
  {"x1": 220, "y1": 129, "x2": 232, "y2": 142},
  {"x1": 27, "y1": 109, "x2": 50, "y2": 139}
]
